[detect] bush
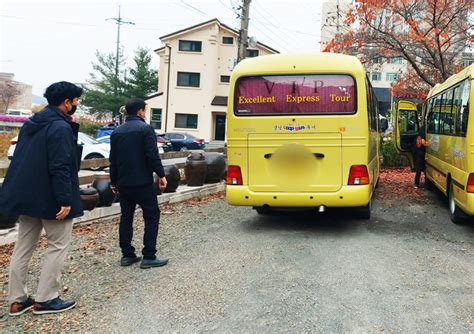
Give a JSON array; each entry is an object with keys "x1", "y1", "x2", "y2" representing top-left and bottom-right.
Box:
[
  {"x1": 78, "y1": 121, "x2": 102, "y2": 137},
  {"x1": 381, "y1": 139, "x2": 409, "y2": 167}
]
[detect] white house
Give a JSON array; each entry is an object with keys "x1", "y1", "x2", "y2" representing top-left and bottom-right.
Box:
[{"x1": 145, "y1": 18, "x2": 278, "y2": 142}]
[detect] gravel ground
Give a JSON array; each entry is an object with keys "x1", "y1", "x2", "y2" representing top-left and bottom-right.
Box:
[{"x1": 0, "y1": 170, "x2": 473, "y2": 333}]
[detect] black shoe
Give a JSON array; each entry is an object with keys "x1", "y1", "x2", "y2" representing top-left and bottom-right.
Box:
[
  {"x1": 140, "y1": 257, "x2": 169, "y2": 269},
  {"x1": 120, "y1": 256, "x2": 142, "y2": 267},
  {"x1": 32, "y1": 297, "x2": 76, "y2": 315},
  {"x1": 9, "y1": 296, "x2": 35, "y2": 316}
]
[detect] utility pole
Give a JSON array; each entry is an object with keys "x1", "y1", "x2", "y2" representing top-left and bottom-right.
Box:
[
  {"x1": 237, "y1": 0, "x2": 251, "y2": 63},
  {"x1": 107, "y1": 6, "x2": 134, "y2": 117}
]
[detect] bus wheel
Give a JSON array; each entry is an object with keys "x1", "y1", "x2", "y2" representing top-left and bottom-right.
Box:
[
  {"x1": 255, "y1": 207, "x2": 272, "y2": 215},
  {"x1": 448, "y1": 183, "x2": 467, "y2": 225},
  {"x1": 424, "y1": 176, "x2": 435, "y2": 191},
  {"x1": 355, "y1": 200, "x2": 371, "y2": 220}
]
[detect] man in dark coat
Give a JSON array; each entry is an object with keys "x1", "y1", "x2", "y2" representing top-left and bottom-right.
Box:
[
  {"x1": 110, "y1": 98, "x2": 168, "y2": 269},
  {"x1": 0, "y1": 82, "x2": 83, "y2": 316},
  {"x1": 414, "y1": 126, "x2": 428, "y2": 188}
]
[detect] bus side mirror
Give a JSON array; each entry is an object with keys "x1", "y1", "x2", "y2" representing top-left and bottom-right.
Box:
[{"x1": 380, "y1": 119, "x2": 388, "y2": 132}]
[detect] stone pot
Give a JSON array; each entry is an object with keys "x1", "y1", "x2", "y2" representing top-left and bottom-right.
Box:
[
  {"x1": 164, "y1": 164, "x2": 181, "y2": 193},
  {"x1": 185, "y1": 152, "x2": 207, "y2": 187},
  {"x1": 0, "y1": 182, "x2": 19, "y2": 229},
  {"x1": 91, "y1": 173, "x2": 116, "y2": 207},
  {"x1": 204, "y1": 153, "x2": 227, "y2": 183},
  {"x1": 80, "y1": 186, "x2": 100, "y2": 211}
]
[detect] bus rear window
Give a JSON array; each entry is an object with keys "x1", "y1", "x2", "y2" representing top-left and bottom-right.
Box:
[{"x1": 235, "y1": 74, "x2": 356, "y2": 115}]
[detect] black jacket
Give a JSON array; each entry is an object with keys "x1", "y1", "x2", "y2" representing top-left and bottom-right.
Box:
[
  {"x1": 109, "y1": 115, "x2": 165, "y2": 188},
  {"x1": 0, "y1": 105, "x2": 83, "y2": 220}
]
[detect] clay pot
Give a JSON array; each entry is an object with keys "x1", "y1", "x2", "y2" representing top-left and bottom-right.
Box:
[
  {"x1": 0, "y1": 183, "x2": 19, "y2": 229},
  {"x1": 80, "y1": 186, "x2": 100, "y2": 211},
  {"x1": 204, "y1": 153, "x2": 227, "y2": 183},
  {"x1": 164, "y1": 164, "x2": 181, "y2": 193},
  {"x1": 91, "y1": 173, "x2": 116, "y2": 207},
  {"x1": 185, "y1": 152, "x2": 207, "y2": 186}
]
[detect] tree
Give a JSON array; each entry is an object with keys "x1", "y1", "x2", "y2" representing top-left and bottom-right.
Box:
[
  {"x1": 324, "y1": 0, "x2": 474, "y2": 96},
  {"x1": 81, "y1": 48, "x2": 158, "y2": 118},
  {"x1": 0, "y1": 80, "x2": 21, "y2": 113},
  {"x1": 81, "y1": 51, "x2": 128, "y2": 118},
  {"x1": 127, "y1": 47, "x2": 158, "y2": 99}
]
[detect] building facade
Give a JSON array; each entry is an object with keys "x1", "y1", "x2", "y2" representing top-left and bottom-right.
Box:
[
  {"x1": 0, "y1": 72, "x2": 33, "y2": 114},
  {"x1": 145, "y1": 19, "x2": 278, "y2": 142}
]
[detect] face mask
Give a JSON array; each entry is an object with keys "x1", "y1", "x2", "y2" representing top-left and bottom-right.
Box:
[{"x1": 68, "y1": 105, "x2": 77, "y2": 115}]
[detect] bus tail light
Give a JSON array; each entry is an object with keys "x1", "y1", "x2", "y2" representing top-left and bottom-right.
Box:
[
  {"x1": 227, "y1": 165, "x2": 243, "y2": 185},
  {"x1": 348, "y1": 165, "x2": 369, "y2": 185},
  {"x1": 467, "y1": 174, "x2": 474, "y2": 193}
]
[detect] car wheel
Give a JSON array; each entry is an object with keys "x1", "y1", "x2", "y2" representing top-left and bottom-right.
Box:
[
  {"x1": 85, "y1": 153, "x2": 105, "y2": 171},
  {"x1": 355, "y1": 199, "x2": 371, "y2": 220},
  {"x1": 179, "y1": 146, "x2": 188, "y2": 152},
  {"x1": 448, "y1": 182, "x2": 467, "y2": 225}
]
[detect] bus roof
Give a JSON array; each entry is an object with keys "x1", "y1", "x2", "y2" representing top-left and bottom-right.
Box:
[
  {"x1": 233, "y1": 53, "x2": 365, "y2": 77},
  {"x1": 428, "y1": 64, "x2": 474, "y2": 98}
]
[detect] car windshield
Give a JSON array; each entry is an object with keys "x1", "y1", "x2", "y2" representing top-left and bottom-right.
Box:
[{"x1": 78, "y1": 132, "x2": 99, "y2": 145}]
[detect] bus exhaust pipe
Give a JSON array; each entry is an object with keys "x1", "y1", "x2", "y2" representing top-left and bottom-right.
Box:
[{"x1": 318, "y1": 205, "x2": 326, "y2": 213}]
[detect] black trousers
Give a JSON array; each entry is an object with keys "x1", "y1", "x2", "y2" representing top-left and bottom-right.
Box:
[
  {"x1": 414, "y1": 154, "x2": 426, "y2": 187},
  {"x1": 118, "y1": 184, "x2": 160, "y2": 260}
]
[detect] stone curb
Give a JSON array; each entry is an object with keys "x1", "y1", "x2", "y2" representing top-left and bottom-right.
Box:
[{"x1": 0, "y1": 182, "x2": 226, "y2": 246}]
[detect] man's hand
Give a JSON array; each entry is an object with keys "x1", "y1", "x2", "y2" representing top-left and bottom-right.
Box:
[
  {"x1": 56, "y1": 206, "x2": 71, "y2": 220},
  {"x1": 159, "y1": 177, "x2": 168, "y2": 191},
  {"x1": 110, "y1": 184, "x2": 117, "y2": 194}
]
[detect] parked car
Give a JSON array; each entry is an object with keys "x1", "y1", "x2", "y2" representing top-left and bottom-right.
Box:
[
  {"x1": 96, "y1": 135, "x2": 166, "y2": 154},
  {"x1": 162, "y1": 132, "x2": 206, "y2": 151},
  {"x1": 8, "y1": 133, "x2": 110, "y2": 171},
  {"x1": 96, "y1": 123, "x2": 118, "y2": 138}
]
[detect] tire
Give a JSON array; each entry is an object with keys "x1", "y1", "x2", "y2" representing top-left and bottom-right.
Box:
[
  {"x1": 85, "y1": 153, "x2": 104, "y2": 171},
  {"x1": 424, "y1": 175, "x2": 435, "y2": 191},
  {"x1": 355, "y1": 199, "x2": 371, "y2": 220},
  {"x1": 255, "y1": 207, "x2": 272, "y2": 215},
  {"x1": 448, "y1": 182, "x2": 467, "y2": 225},
  {"x1": 179, "y1": 146, "x2": 188, "y2": 152}
]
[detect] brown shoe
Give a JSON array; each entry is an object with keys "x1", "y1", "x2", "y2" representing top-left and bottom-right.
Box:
[{"x1": 9, "y1": 297, "x2": 35, "y2": 316}]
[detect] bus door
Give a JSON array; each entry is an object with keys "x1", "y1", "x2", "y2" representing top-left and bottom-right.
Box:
[{"x1": 395, "y1": 100, "x2": 419, "y2": 168}]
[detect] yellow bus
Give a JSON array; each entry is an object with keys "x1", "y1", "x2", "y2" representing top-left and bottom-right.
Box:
[
  {"x1": 226, "y1": 53, "x2": 383, "y2": 219},
  {"x1": 396, "y1": 64, "x2": 473, "y2": 224}
]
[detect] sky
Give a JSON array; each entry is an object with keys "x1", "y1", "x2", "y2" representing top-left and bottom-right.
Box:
[{"x1": 0, "y1": 0, "x2": 324, "y2": 96}]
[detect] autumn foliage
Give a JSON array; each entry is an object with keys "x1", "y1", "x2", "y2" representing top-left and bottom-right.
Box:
[{"x1": 324, "y1": 0, "x2": 474, "y2": 97}]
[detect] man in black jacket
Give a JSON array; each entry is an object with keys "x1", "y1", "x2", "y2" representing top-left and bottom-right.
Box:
[
  {"x1": 0, "y1": 82, "x2": 83, "y2": 316},
  {"x1": 110, "y1": 98, "x2": 168, "y2": 269}
]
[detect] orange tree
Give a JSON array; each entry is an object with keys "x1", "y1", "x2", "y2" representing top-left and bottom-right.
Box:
[{"x1": 324, "y1": 0, "x2": 474, "y2": 97}]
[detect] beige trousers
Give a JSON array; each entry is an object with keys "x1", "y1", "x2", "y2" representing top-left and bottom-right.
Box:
[{"x1": 8, "y1": 215, "x2": 73, "y2": 304}]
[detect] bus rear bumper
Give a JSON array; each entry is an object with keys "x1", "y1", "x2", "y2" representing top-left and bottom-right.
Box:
[{"x1": 226, "y1": 185, "x2": 371, "y2": 208}]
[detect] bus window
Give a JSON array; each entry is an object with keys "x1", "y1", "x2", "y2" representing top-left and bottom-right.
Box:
[
  {"x1": 460, "y1": 80, "x2": 470, "y2": 136},
  {"x1": 234, "y1": 74, "x2": 355, "y2": 115}
]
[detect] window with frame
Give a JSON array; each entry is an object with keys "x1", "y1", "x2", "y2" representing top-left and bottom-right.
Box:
[
  {"x1": 220, "y1": 75, "x2": 230, "y2": 83},
  {"x1": 177, "y1": 72, "x2": 200, "y2": 87},
  {"x1": 371, "y1": 72, "x2": 381, "y2": 81},
  {"x1": 246, "y1": 49, "x2": 259, "y2": 57},
  {"x1": 427, "y1": 79, "x2": 470, "y2": 137},
  {"x1": 150, "y1": 108, "x2": 162, "y2": 129},
  {"x1": 391, "y1": 57, "x2": 403, "y2": 64},
  {"x1": 178, "y1": 40, "x2": 202, "y2": 52},
  {"x1": 386, "y1": 73, "x2": 398, "y2": 81},
  {"x1": 222, "y1": 36, "x2": 234, "y2": 44},
  {"x1": 175, "y1": 113, "x2": 198, "y2": 129}
]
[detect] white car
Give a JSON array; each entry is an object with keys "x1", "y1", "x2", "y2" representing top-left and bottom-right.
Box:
[
  {"x1": 96, "y1": 135, "x2": 165, "y2": 154},
  {"x1": 8, "y1": 132, "x2": 110, "y2": 164}
]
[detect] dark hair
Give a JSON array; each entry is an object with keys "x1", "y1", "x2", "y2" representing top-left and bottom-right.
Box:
[
  {"x1": 44, "y1": 81, "x2": 83, "y2": 106},
  {"x1": 125, "y1": 98, "x2": 146, "y2": 115}
]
